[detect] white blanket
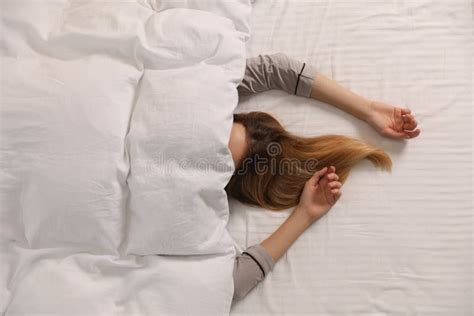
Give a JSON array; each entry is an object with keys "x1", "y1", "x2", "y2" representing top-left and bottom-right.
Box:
[{"x1": 0, "y1": 0, "x2": 251, "y2": 315}]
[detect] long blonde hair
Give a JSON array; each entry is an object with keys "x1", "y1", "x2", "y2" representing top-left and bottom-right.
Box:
[{"x1": 225, "y1": 111, "x2": 392, "y2": 210}]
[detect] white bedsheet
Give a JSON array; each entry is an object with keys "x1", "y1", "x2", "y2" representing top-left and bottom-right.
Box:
[{"x1": 229, "y1": 0, "x2": 472, "y2": 315}]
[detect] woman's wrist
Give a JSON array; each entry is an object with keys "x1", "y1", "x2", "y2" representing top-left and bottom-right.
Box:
[
  {"x1": 260, "y1": 206, "x2": 316, "y2": 262},
  {"x1": 360, "y1": 99, "x2": 375, "y2": 123},
  {"x1": 292, "y1": 206, "x2": 319, "y2": 227}
]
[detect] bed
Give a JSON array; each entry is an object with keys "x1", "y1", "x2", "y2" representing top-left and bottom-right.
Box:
[
  {"x1": 228, "y1": 0, "x2": 472, "y2": 315},
  {"x1": 0, "y1": 0, "x2": 471, "y2": 315}
]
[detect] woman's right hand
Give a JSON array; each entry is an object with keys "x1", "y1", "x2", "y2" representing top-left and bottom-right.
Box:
[{"x1": 296, "y1": 166, "x2": 342, "y2": 222}]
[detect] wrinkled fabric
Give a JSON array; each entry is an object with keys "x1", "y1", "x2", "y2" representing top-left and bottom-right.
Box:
[{"x1": 0, "y1": 0, "x2": 252, "y2": 315}]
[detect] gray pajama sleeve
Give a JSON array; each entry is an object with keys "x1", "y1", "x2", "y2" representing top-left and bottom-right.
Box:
[
  {"x1": 237, "y1": 52, "x2": 318, "y2": 98},
  {"x1": 233, "y1": 244, "x2": 275, "y2": 302}
]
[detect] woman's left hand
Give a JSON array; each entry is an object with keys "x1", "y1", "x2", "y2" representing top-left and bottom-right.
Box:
[
  {"x1": 296, "y1": 166, "x2": 342, "y2": 222},
  {"x1": 366, "y1": 101, "x2": 421, "y2": 140}
]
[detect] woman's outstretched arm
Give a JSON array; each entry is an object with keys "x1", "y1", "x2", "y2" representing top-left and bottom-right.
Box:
[
  {"x1": 309, "y1": 73, "x2": 421, "y2": 139},
  {"x1": 239, "y1": 53, "x2": 420, "y2": 140},
  {"x1": 232, "y1": 166, "x2": 341, "y2": 301}
]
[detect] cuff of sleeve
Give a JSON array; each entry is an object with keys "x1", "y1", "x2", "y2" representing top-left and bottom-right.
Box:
[
  {"x1": 244, "y1": 244, "x2": 275, "y2": 276},
  {"x1": 295, "y1": 62, "x2": 318, "y2": 98}
]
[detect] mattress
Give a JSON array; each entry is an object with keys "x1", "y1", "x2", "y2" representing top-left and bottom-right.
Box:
[{"x1": 228, "y1": 0, "x2": 472, "y2": 315}]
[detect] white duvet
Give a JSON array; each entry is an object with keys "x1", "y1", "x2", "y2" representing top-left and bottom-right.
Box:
[{"x1": 0, "y1": 0, "x2": 251, "y2": 315}]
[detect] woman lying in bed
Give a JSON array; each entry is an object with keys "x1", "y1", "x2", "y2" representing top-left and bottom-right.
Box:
[{"x1": 228, "y1": 53, "x2": 420, "y2": 302}]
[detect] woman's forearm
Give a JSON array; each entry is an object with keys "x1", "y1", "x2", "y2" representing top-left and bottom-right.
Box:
[
  {"x1": 260, "y1": 207, "x2": 315, "y2": 262},
  {"x1": 310, "y1": 73, "x2": 373, "y2": 122}
]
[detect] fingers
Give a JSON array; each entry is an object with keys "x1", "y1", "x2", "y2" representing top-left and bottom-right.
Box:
[
  {"x1": 326, "y1": 172, "x2": 339, "y2": 181},
  {"x1": 328, "y1": 180, "x2": 342, "y2": 196},
  {"x1": 329, "y1": 188, "x2": 342, "y2": 203},
  {"x1": 320, "y1": 176, "x2": 335, "y2": 203},
  {"x1": 384, "y1": 107, "x2": 421, "y2": 140},
  {"x1": 402, "y1": 114, "x2": 421, "y2": 139},
  {"x1": 327, "y1": 185, "x2": 342, "y2": 204},
  {"x1": 401, "y1": 109, "x2": 421, "y2": 137},
  {"x1": 307, "y1": 166, "x2": 328, "y2": 186},
  {"x1": 309, "y1": 166, "x2": 343, "y2": 200},
  {"x1": 328, "y1": 181, "x2": 341, "y2": 190},
  {"x1": 326, "y1": 166, "x2": 340, "y2": 191},
  {"x1": 401, "y1": 108, "x2": 412, "y2": 115},
  {"x1": 324, "y1": 166, "x2": 342, "y2": 202},
  {"x1": 383, "y1": 129, "x2": 407, "y2": 139},
  {"x1": 384, "y1": 128, "x2": 421, "y2": 140},
  {"x1": 402, "y1": 114, "x2": 417, "y2": 130},
  {"x1": 404, "y1": 129, "x2": 421, "y2": 139},
  {"x1": 402, "y1": 111, "x2": 421, "y2": 139}
]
